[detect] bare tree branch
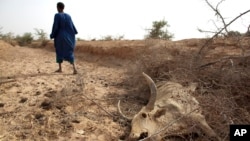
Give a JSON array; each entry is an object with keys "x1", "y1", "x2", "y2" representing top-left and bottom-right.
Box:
[
  {"x1": 205, "y1": 0, "x2": 229, "y2": 34},
  {"x1": 197, "y1": 55, "x2": 250, "y2": 69},
  {"x1": 198, "y1": 9, "x2": 250, "y2": 54},
  {"x1": 216, "y1": 0, "x2": 226, "y2": 10},
  {"x1": 197, "y1": 28, "x2": 218, "y2": 34}
]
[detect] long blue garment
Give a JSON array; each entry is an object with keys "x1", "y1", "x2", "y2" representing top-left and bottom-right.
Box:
[{"x1": 50, "y1": 13, "x2": 78, "y2": 63}]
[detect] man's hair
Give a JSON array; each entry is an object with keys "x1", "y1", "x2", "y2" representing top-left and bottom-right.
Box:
[{"x1": 57, "y1": 2, "x2": 65, "y2": 9}]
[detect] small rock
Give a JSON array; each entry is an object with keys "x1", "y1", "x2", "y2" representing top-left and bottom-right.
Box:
[
  {"x1": 35, "y1": 113, "x2": 44, "y2": 120},
  {"x1": 29, "y1": 102, "x2": 36, "y2": 106},
  {"x1": 72, "y1": 89, "x2": 79, "y2": 92},
  {"x1": 35, "y1": 91, "x2": 41, "y2": 95},
  {"x1": 44, "y1": 92, "x2": 54, "y2": 98},
  {"x1": 0, "y1": 103, "x2": 4, "y2": 107},
  {"x1": 19, "y1": 97, "x2": 28, "y2": 103},
  {"x1": 40, "y1": 99, "x2": 53, "y2": 110},
  {"x1": 72, "y1": 119, "x2": 81, "y2": 123},
  {"x1": 76, "y1": 130, "x2": 85, "y2": 135},
  {"x1": 55, "y1": 104, "x2": 64, "y2": 110},
  {"x1": 104, "y1": 83, "x2": 108, "y2": 87}
]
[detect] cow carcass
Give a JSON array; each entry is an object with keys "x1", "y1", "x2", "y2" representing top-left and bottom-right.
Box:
[{"x1": 118, "y1": 72, "x2": 220, "y2": 141}]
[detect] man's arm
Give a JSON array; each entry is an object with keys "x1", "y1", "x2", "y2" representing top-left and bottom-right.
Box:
[{"x1": 50, "y1": 14, "x2": 59, "y2": 39}]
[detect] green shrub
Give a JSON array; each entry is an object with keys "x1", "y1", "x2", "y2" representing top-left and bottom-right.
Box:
[
  {"x1": 226, "y1": 31, "x2": 242, "y2": 37},
  {"x1": 100, "y1": 35, "x2": 124, "y2": 41},
  {"x1": 16, "y1": 32, "x2": 33, "y2": 46},
  {"x1": 145, "y1": 19, "x2": 174, "y2": 40},
  {"x1": 0, "y1": 32, "x2": 17, "y2": 46}
]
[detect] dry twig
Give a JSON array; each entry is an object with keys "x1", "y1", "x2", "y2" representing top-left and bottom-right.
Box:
[
  {"x1": 197, "y1": 55, "x2": 250, "y2": 69},
  {"x1": 198, "y1": 9, "x2": 250, "y2": 54}
]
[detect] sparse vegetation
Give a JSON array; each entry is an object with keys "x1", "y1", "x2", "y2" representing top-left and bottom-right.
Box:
[
  {"x1": 100, "y1": 35, "x2": 124, "y2": 41},
  {"x1": 226, "y1": 30, "x2": 242, "y2": 37},
  {"x1": 34, "y1": 28, "x2": 49, "y2": 46},
  {"x1": 15, "y1": 32, "x2": 34, "y2": 46},
  {"x1": 0, "y1": 31, "x2": 17, "y2": 46},
  {"x1": 145, "y1": 19, "x2": 174, "y2": 40}
]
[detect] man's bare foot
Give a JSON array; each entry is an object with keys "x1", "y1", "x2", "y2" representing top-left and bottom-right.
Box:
[
  {"x1": 55, "y1": 69, "x2": 62, "y2": 73},
  {"x1": 73, "y1": 70, "x2": 77, "y2": 75}
]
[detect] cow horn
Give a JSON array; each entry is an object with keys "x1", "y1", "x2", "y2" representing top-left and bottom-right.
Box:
[
  {"x1": 142, "y1": 72, "x2": 157, "y2": 111},
  {"x1": 118, "y1": 100, "x2": 132, "y2": 121}
]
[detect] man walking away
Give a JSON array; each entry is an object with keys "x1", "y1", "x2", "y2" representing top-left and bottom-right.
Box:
[{"x1": 50, "y1": 2, "x2": 78, "y2": 74}]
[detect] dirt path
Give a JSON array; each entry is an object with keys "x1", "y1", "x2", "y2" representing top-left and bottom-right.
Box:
[{"x1": 0, "y1": 41, "x2": 136, "y2": 141}]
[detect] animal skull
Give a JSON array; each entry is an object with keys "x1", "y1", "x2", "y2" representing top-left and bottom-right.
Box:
[{"x1": 118, "y1": 72, "x2": 220, "y2": 141}]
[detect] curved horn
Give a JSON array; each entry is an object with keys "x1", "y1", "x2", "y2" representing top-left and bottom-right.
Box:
[
  {"x1": 142, "y1": 72, "x2": 157, "y2": 111},
  {"x1": 118, "y1": 100, "x2": 132, "y2": 121}
]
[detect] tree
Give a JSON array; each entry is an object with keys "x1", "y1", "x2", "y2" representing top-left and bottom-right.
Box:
[
  {"x1": 34, "y1": 28, "x2": 48, "y2": 46},
  {"x1": 145, "y1": 19, "x2": 174, "y2": 40},
  {"x1": 34, "y1": 28, "x2": 47, "y2": 41}
]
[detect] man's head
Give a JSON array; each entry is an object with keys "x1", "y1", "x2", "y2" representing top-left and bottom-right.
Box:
[{"x1": 57, "y1": 2, "x2": 64, "y2": 13}]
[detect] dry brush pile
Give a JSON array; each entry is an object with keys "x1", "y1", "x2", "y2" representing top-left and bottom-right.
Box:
[{"x1": 134, "y1": 37, "x2": 250, "y2": 140}]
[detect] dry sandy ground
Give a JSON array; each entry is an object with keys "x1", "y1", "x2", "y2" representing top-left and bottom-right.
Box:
[
  {"x1": 0, "y1": 40, "x2": 137, "y2": 141},
  {"x1": 0, "y1": 38, "x2": 250, "y2": 141}
]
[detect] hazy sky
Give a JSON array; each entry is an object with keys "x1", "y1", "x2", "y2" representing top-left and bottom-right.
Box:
[{"x1": 0, "y1": 0, "x2": 250, "y2": 40}]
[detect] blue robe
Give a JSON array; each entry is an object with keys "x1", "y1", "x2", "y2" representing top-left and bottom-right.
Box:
[{"x1": 50, "y1": 13, "x2": 78, "y2": 64}]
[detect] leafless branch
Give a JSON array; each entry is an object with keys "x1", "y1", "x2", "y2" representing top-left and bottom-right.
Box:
[
  {"x1": 198, "y1": 28, "x2": 219, "y2": 34},
  {"x1": 216, "y1": 0, "x2": 226, "y2": 11},
  {"x1": 205, "y1": 0, "x2": 228, "y2": 33},
  {"x1": 198, "y1": 9, "x2": 250, "y2": 54},
  {"x1": 197, "y1": 55, "x2": 250, "y2": 69}
]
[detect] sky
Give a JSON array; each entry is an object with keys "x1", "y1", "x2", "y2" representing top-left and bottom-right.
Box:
[{"x1": 0, "y1": 0, "x2": 250, "y2": 41}]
